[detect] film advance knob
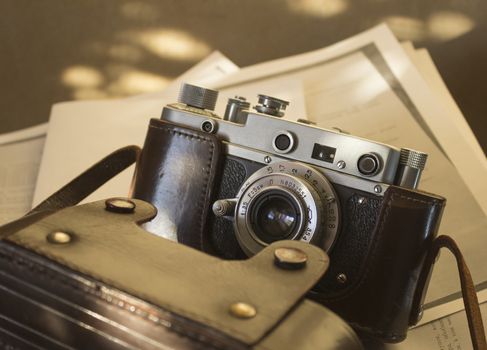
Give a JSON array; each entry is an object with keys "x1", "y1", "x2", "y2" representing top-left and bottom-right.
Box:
[{"x1": 178, "y1": 83, "x2": 219, "y2": 111}]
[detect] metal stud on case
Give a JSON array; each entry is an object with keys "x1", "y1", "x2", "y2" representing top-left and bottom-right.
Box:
[
  {"x1": 274, "y1": 247, "x2": 308, "y2": 270},
  {"x1": 46, "y1": 231, "x2": 73, "y2": 244},
  {"x1": 337, "y1": 273, "x2": 348, "y2": 284},
  {"x1": 229, "y1": 302, "x2": 257, "y2": 319},
  {"x1": 105, "y1": 198, "x2": 136, "y2": 214}
]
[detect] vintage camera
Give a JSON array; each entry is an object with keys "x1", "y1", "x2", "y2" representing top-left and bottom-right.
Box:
[{"x1": 133, "y1": 84, "x2": 445, "y2": 342}]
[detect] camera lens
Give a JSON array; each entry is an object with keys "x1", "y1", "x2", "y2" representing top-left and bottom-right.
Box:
[
  {"x1": 249, "y1": 191, "x2": 301, "y2": 244},
  {"x1": 232, "y1": 162, "x2": 340, "y2": 257}
]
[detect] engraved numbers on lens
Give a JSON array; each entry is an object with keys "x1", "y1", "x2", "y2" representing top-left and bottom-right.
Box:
[
  {"x1": 280, "y1": 179, "x2": 306, "y2": 199},
  {"x1": 246, "y1": 184, "x2": 264, "y2": 200},
  {"x1": 326, "y1": 201, "x2": 338, "y2": 231},
  {"x1": 240, "y1": 201, "x2": 249, "y2": 216},
  {"x1": 307, "y1": 206, "x2": 313, "y2": 223}
]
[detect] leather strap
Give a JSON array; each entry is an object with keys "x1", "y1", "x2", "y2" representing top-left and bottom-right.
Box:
[
  {"x1": 31, "y1": 145, "x2": 141, "y2": 214},
  {"x1": 417, "y1": 235, "x2": 487, "y2": 350},
  {"x1": 0, "y1": 146, "x2": 141, "y2": 240}
]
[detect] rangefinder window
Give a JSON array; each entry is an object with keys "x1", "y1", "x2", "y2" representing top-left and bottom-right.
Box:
[{"x1": 312, "y1": 143, "x2": 336, "y2": 163}]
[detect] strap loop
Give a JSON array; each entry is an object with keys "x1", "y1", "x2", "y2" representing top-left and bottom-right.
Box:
[
  {"x1": 0, "y1": 145, "x2": 141, "y2": 240},
  {"x1": 31, "y1": 145, "x2": 141, "y2": 213},
  {"x1": 418, "y1": 235, "x2": 486, "y2": 350}
]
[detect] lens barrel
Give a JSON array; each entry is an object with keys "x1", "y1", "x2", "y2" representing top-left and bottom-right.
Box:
[{"x1": 230, "y1": 161, "x2": 340, "y2": 256}]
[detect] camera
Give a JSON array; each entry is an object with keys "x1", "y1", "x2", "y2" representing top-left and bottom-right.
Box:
[{"x1": 133, "y1": 84, "x2": 445, "y2": 342}]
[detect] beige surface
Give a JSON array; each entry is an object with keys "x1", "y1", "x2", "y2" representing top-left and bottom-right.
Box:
[{"x1": 0, "y1": 0, "x2": 486, "y2": 152}]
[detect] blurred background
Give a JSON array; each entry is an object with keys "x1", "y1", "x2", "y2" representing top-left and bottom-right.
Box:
[{"x1": 1, "y1": 0, "x2": 486, "y2": 151}]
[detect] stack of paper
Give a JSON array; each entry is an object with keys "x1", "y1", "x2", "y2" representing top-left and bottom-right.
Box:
[
  {"x1": 1, "y1": 24, "x2": 485, "y2": 349},
  {"x1": 0, "y1": 124, "x2": 47, "y2": 224}
]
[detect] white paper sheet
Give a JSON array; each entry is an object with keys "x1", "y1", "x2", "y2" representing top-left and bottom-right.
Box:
[
  {"x1": 33, "y1": 46, "x2": 307, "y2": 207},
  {"x1": 129, "y1": 51, "x2": 240, "y2": 101},
  {"x1": 400, "y1": 42, "x2": 487, "y2": 325},
  {"x1": 387, "y1": 301, "x2": 487, "y2": 350},
  {"x1": 0, "y1": 124, "x2": 47, "y2": 225},
  {"x1": 417, "y1": 288, "x2": 487, "y2": 327},
  {"x1": 212, "y1": 25, "x2": 487, "y2": 308},
  {"x1": 32, "y1": 52, "x2": 240, "y2": 206},
  {"x1": 401, "y1": 42, "x2": 487, "y2": 206},
  {"x1": 215, "y1": 25, "x2": 487, "y2": 216}
]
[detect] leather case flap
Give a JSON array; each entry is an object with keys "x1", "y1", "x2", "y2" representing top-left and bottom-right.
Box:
[{"x1": 4, "y1": 199, "x2": 330, "y2": 346}]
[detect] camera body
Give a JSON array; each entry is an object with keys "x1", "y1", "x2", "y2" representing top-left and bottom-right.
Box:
[{"x1": 133, "y1": 84, "x2": 445, "y2": 342}]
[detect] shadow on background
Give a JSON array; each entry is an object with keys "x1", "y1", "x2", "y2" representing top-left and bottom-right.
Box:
[{"x1": 0, "y1": 0, "x2": 486, "y2": 150}]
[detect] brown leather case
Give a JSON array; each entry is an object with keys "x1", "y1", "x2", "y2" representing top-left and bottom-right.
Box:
[
  {"x1": 0, "y1": 199, "x2": 363, "y2": 350},
  {"x1": 2, "y1": 141, "x2": 482, "y2": 348},
  {"x1": 132, "y1": 118, "x2": 448, "y2": 342},
  {"x1": 132, "y1": 119, "x2": 222, "y2": 251},
  {"x1": 312, "y1": 186, "x2": 446, "y2": 342}
]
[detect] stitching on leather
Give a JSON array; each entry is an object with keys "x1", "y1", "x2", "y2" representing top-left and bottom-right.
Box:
[
  {"x1": 198, "y1": 143, "x2": 214, "y2": 245},
  {"x1": 150, "y1": 123, "x2": 214, "y2": 144},
  {"x1": 149, "y1": 123, "x2": 216, "y2": 245},
  {"x1": 0, "y1": 242, "x2": 247, "y2": 346},
  {"x1": 324, "y1": 192, "x2": 442, "y2": 302}
]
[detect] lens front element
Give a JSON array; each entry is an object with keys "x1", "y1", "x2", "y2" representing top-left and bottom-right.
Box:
[{"x1": 249, "y1": 189, "x2": 304, "y2": 244}]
